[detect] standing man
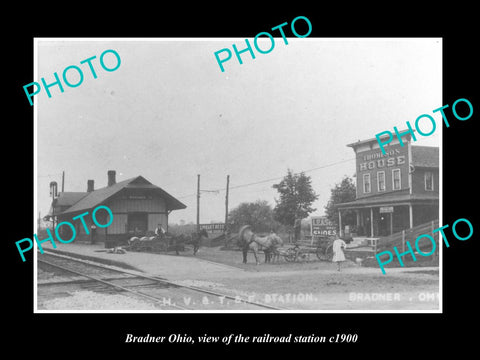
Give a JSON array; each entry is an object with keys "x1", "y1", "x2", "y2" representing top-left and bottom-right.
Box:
[{"x1": 155, "y1": 223, "x2": 166, "y2": 239}]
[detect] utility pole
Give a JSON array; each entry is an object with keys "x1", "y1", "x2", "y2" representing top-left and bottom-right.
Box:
[
  {"x1": 196, "y1": 174, "x2": 200, "y2": 233},
  {"x1": 224, "y1": 175, "x2": 230, "y2": 242},
  {"x1": 61, "y1": 170, "x2": 65, "y2": 193}
]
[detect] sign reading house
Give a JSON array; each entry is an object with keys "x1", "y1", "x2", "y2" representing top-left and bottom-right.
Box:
[{"x1": 355, "y1": 142, "x2": 410, "y2": 199}]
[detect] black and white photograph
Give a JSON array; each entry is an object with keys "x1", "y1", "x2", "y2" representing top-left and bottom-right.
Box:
[
  {"x1": 34, "y1": 38, "x2": 441, "y2": 312},
  {"x1": 6, "y1": 7, "x2": 478, "y2": 354}
]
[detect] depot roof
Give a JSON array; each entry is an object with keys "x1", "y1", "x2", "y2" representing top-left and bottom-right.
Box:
[
  {"x1": 55, "y1": 192, "x2": 88, "y2": 207},
  {"x1": 58, "y1": 176, "x2": 186, "y2": 215}
]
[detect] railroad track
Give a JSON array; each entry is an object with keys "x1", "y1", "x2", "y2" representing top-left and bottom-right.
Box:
[{"x1": 37, "y1": 251, "x2": 284, "y2": 311}]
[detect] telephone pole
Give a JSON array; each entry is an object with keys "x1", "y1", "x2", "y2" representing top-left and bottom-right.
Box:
[
  {"x1": 196, "y1": 174, "x2": 200, "y2": 233},
  {"x1": 224, "y1": 175, "x2": 230, "y2": 240}
]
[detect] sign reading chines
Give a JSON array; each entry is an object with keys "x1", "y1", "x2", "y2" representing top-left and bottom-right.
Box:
[{"x1": 311, "y1": 216, "x2": 337, "y2": 237}]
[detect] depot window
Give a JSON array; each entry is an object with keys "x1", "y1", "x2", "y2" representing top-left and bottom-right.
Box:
[
  {"x1": 363, "y1": 174, "x2": 371, "y2": 193},
  {"x1": 425, "y1": 171, "x2": 434, "y2": 191},
  {"x1": 392, "y1": 169, "x2": 401, "y2": 190}
]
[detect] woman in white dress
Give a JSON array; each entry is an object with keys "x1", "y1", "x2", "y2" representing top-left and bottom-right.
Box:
[{"x1": 332, "y1": 238, "x2": 347, "y2": 271}]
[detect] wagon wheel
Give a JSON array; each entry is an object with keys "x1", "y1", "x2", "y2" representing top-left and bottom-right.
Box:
[
  {"x1": 284, "y1": 247, "x2": 298, "y2": 262},
  {"x1": 317, "y1": 244, "x2": 334, "y2": 261},
  {"x1": 324, "y1": 244, "x2": 334, "y2": 261}
]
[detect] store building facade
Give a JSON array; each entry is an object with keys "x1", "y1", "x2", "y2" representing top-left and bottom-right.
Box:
[{"x1": 336, "y1": 133, "x2": 439, "y2": 237}]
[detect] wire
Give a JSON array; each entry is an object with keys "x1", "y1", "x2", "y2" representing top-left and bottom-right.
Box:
[
  {"x1": 176, "y1": 157, "x2": 356, "y2": 199},
  {"x1": 38, "y1": 173, "x2": 63, "y2": 178}
]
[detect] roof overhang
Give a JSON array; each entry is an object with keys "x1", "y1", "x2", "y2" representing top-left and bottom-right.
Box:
[{"x1": 335, "y1": 193, "x2": 439, "y2": 210}]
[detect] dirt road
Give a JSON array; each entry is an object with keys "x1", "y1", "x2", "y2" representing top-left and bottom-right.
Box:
[{"x1": 36, "y1": 243, "x2": 440, "y2": 311}]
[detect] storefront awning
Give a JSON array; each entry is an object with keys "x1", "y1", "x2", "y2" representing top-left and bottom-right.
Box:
[{"x1": 335, "y1": 192, "x2": 438, "y2": 210}]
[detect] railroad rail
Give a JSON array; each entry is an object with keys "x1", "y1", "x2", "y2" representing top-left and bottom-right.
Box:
[{"x1": 38, "y1": 250, "x2": 284, "y2": 311}]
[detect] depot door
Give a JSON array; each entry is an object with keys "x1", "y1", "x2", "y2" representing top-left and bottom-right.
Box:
[{"x1": 128, "y1": 213, "x2": 148, "y2": 234}]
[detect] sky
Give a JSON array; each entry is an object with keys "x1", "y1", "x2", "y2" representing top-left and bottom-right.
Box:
[{"x1": 36, "y1": 38, "x2": 442, "y2": 224}]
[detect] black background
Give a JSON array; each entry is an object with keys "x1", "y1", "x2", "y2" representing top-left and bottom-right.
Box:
[{"x1": 5, "y1": 4, "x2": 478, "y2": 356}]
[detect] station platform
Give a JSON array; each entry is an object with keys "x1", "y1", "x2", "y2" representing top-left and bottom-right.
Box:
[{"x1": 37, "y1": 241, "x2": 246, "y2": 281}]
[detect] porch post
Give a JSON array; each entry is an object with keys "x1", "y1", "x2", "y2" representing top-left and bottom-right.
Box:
[
  {"x1": 409, "y1": 204, "x2": 413, "y2": 229},
  {"x1": 338, "y1": 210, "x2": 343, "y2": 237},
  {"x1": 370, "y1": 207, "x2": 374, "y2": 237},
  {"x1": 390, "y1": 212, "x2": 393, "y2": 235}
]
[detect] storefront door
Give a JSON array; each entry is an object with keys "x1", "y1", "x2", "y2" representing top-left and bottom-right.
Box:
[{"x1": 379, "y1": 212, "x2": 393, "y2": 236}]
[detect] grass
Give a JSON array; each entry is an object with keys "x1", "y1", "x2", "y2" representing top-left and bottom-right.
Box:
[{"x1": 191, "y1": 245, "x2": 349, "y2": 273}]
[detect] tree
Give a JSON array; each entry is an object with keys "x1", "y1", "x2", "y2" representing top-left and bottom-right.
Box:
[
  {"x1": 272, "y1": 170, "x2": 318, "y2": 227},
  {"x1": 228, "y1": 200, "x2": 280, "y2": 233},
  {"x1": 324, "y1": 176, "x2": 356, "y2": 228}
]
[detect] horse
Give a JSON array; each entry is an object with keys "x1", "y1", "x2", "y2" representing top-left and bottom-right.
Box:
[
  {"x1": 238, "y1": 225, "x2": 283, "y2": 265},
  {"x1": 265, "y1": 235, "x2": 284, "y2": 263},
  {"x1": 182, "y1": 228, "x2": 209, "y2": 255}
]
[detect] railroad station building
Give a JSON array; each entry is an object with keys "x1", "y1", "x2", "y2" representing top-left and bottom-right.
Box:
[
  {"x1": 336, "y1": 133, "x2": 439, "y2": 237},
  {"x1": 46, "y1": 170, "x2": 186, "y2": 246}
]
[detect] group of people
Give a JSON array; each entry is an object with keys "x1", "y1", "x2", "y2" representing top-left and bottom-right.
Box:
[
  {"x1": 155, "y1": 223, "x2": 348, "y2": 270},
  {"x1": 240, "y1": 227, "x2": 348, "y2": 271}
]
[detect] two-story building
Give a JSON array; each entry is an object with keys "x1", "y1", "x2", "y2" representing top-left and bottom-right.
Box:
[{"x1": 336, "y1": 133, "x2": 439, "y2": 237}]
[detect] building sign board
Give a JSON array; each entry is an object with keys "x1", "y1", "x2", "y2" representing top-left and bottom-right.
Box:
[
  {"x1": 311, "y1": 216, "x2": 337, "y2": 236},
  {"x1": 356, "y1": 143, "x2": 410, "y2": 199},
  {"x1": 199, "y1": 223, "x2": 225, "y2": 232},
  {"x1": 379, "y1": 206, "x2": 394, "y2": 213}
]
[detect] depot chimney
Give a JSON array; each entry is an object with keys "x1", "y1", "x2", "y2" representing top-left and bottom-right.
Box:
[
  {"x1": 87, "y1": 179, "x2": 94, "y2": 192},
  {"x1": 107, "y1": 170, "x2": 116, "y2": 187}
]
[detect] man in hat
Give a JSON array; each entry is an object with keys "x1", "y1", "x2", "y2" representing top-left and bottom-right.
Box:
[{"x1": 155, "y1": 223, "x2": 166, "y2": 239}]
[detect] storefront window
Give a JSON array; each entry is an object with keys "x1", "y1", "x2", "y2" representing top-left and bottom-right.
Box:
[
  {"x1": 425, "y1": 171, "x2": 434, "y2": 191},
  {"x1": 377, "y1": 171, "x2": 385, "y2": 192},
  {"x1": 363, "y1": 174, "x2": 371, "y2": 193},
  {"x1": 392, "y1": 169, "x2": 401, "y2": 190}
]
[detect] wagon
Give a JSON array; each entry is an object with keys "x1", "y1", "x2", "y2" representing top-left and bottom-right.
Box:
[
  {"x1": 127, "y1": 235, "x2": 185, "y2": 253},
  {"x1": 278, "y1": 236, "x2": 335, "y2": 262}
]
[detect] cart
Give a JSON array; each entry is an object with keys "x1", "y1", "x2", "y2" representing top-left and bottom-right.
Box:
[
  {"x1": 127, "y1": 234, "x2": 185, "y2": 253},
  {"x1": 279, "y1": 236, "x2": 335, "y2": 262}
]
